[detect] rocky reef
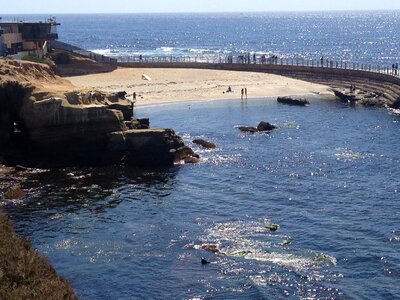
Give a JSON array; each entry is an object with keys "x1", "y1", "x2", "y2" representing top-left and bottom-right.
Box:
[
  {"x1": 0, "y1": 59, "x2": 195, "y2": 167},
  {"x1": 332, "y1": 88, "x2": 392, "y2": 107}
]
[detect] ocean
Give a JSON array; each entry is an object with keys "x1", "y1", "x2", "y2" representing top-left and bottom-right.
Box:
[
  {"x1": 5, "y1": 11, "x2": 400, "y2": 64},
  {"x1": 2, "y1": 12, "x2": 400, "y2": 299}
]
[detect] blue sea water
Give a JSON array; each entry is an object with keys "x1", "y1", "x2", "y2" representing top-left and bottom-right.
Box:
[
  {"x1": 4, "y1": 11, "x2": 400, "y2": 64},
  {"x1": 1, "y1": 12, "x2": 400, "y2": 299},
  {"x1": 5, "y1": 97, "x2": 400, "y2": 299}
]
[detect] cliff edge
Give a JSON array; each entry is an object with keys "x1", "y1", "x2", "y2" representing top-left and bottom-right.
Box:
[{"x1": 0, "y1": 59, "x2": 194, "y2": 167}]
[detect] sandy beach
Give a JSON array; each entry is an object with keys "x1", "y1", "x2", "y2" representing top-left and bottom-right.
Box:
[{"x1": 67, "y1": 67, "x2": 332, "y2": 105}]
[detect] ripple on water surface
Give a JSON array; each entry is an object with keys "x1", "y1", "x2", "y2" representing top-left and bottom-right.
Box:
[{"x1": 3, "y1": 98, "x2": 400, "y2": 299}]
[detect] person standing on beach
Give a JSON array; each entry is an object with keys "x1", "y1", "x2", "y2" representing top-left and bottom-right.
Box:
[
  {"x1": 245, "y1": 88, "x2": 248, "y2": 99},
  {"x1": 131, "y1": 92, "x2": 137, "y2": 117},
  {"x1": 241, "y1": 88, "x2": 244, "y2": 100}
]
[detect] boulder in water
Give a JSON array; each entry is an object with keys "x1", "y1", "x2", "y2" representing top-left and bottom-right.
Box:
[
  {"x1": 192, "y1": 139, "x2": 216, "y2": 149},
  {"x1": 277, "y1": 96, "x2": 310, "y2": 106},
  {"x1": 173, "y1": 145, "x2": 200, "y2": 164},
  {"x1": 257, "y1": 121, "x2": 277, "y2": 132}
]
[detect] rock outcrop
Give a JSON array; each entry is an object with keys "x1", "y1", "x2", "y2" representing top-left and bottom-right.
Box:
[
  {"x1": 126, "y1": 118, "x2": 149, "y2": 130},
  {"x1": 0, "y1": 60, "x2": 194, "y2": 167},
  {"x1": 333, "y1": 88, "x2": 389, "y2": 107},
  {"x1": 20, "y1": 98, "x2": 126, "y2": 158},
  {"x1": 107, "y1": 129, "x2": 187, "y2": 166}
]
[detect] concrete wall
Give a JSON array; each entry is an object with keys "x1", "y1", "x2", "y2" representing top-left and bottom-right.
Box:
[
  {"x1": 0, "y1": 42, "x2": 5, "y2": 56},
  {"x1": 2, "y1": 33, "x2": 23, "y2": 48}
]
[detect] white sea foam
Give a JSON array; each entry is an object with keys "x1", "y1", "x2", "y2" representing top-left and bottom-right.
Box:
[
  {"x1": 334, "y1": 147, "x2": 375, "y2": 161},
  {"x1": 199, "y1": 219, "x2": 337, "y2": 272}
]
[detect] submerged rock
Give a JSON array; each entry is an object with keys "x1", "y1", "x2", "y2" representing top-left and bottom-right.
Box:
[
  {"x1": 264, "y1": 224, "x2": 280, "y2": 231},
  {"x1": 183, "y1": 156, "x2": 201, "y2": 164},
  {"x1": 237, "y1": 126, "x2": 258, "y2": 133},
  {"x1": 200, "y1": 243, "x2": 220, "y2": 253},
  {"x1": 280, "y1": 239, "x2": 292, "y2": 246},
  {"x1": 3, "y1": 185, "x2": 26, "y2": 200},
  {"x1": 192, "y1": 139, "x2": 216, "y2": 149},
  {"x1": 277, "y1": 96, "x2": 310, "y2": 106}
]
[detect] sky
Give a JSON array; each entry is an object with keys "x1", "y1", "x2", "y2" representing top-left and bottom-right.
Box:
[{"x1": 1, "y1": 0, "x2": 400, "y2": 14}]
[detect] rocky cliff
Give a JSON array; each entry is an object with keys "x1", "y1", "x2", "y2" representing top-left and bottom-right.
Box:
[{"x1": 0, "y1": 59, "x2": 193, "y2": 167}]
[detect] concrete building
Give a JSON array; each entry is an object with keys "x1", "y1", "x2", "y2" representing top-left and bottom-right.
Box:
[
  {"x1": 0, "y1": 18, "x2": 59, "y2": 59},
  {"x1": 0, "y1": 25, "x2": 4, "y2": 56}
]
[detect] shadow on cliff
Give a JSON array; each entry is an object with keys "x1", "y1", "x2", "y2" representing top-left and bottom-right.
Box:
[
  {"x1": 0, "y1": 82, "x2": 32, "y2": 159},
  {"x1": 0, "y1": 81, "x2": 193, "y2": 168}
]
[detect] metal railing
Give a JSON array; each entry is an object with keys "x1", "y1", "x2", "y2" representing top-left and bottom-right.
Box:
[{"x1": 116, "y1": 55, "x2": 400, "y2": 78}]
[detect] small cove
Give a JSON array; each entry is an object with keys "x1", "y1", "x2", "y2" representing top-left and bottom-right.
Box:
[{"x1": 4, "y1": 97, "x2": 400, "y2": 299}]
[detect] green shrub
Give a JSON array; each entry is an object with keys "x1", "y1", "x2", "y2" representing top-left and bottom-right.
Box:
[{"x1": 21, "y1": 55, "x2": 47, "y2": 64}]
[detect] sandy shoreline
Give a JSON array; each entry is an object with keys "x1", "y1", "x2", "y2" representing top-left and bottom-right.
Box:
[{"x1": 66, "y1": 67, "x2": 332, "y2": 106}]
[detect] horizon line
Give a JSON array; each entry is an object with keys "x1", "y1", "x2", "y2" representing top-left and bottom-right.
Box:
[{"x1": 1, "y1": 9, "x2": 400, "y2": 15}]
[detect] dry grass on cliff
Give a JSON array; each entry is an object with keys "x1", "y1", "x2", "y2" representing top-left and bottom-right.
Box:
[
  {"x1": 0, "y1": 209, "x2": 77, "y2": 300},
  {"x1": 0, "y1": 59, "x2": 74, "y2": 92}
]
